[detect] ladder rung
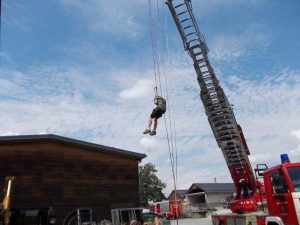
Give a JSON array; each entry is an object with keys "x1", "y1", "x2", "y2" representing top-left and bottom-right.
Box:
[
  {"x1": 226, "y1": 150, "x2": 239, "y2": 155},
  {"x1": 191, "y1": 45, "x2": 200, "y2": 49},
  {"x1": 198, "y1": 62, "x2": 206, "y2": 67},
  {"x1": 197, "y1": 59, "x2": 205, "y2": 63},
  {"x1": 184, "y1": 25, "x2": 193, "y2": 30},
  {"x1": 194, "y1": 52, "x2": 202, "y2": 57},
  {"x1": 186, "y1": 32, "x2": 195, "y2": 37},
  {"x1": 175, "y1": 3, "x2": 185, "y2": 8},
  {"x1": 210, "y1": 94, "x2": 218, "y2": 99},
  {"x1": 212, "y1": 99, "x2": 219, "y2": 104},
  {"x1": 204, "y1": 84, "x2": 213, "y2": 90},
  {"x1": 177, "y1": 10, "x2": 188, "y2": 16},
  {"x1": 180, "y1": 18, "x2": 190, "y2": 23},
  {"x1": 219, "y1": 131, "x2": 234, "y2": 136},
  {"x1": 228, "y1": 154, "x2": 241, "y2": 159},
  {"x1": 204, "y1": 81, "x2": 215, "y2": 85},
  {"x1": 188, "y1": 38, "x2": 198, "y2": 44},
  {"x1": 220, "y1": 133, "x2": 237, "y2": 139}
]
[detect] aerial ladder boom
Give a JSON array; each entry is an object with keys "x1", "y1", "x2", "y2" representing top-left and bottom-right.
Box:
[{"x1": 166, "y1": 0, "x2": 258, "y2": 212}]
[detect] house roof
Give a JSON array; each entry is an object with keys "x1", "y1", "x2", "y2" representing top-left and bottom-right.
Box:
[
  {"x1": 176, "y1": 189, "x2": 188, "y2": 197},
  {"x1": 187, "y1": 183, "x2": 235, "y2": 194},
  {"x1": 0, "y1": 134, "x2": 146, "y2": 161},
  {"x1": 167, "y1": 189, "x2": 188, "y2": 199}
]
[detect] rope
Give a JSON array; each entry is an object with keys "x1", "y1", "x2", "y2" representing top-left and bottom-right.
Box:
[
  {"x1": 160, "y1": 2, "x2": 180, "y2": 224},
  {"x1": 154, "y1": 87, "x2": 158, "y2": 97},
  {"x1": 155, "y1": 0, "x2": 176, "y2": 177},
  {"x1": 147, "y1": 0, "x2": 163, "y2": 97},
  {"x1": 151, "y1": 0, "x2": 175, "y2": 181},
  {"x1": 148, "y1": 2, "x2": 181, "y2": 222},
  {"x1": 147, "y1": 0, "x2": 158, "y2": 89},
  {"x1": 148, "y1": 1, "x2": 180, "y2": 224},
  {"x1": 162, "y1": 0, "x2": 178, "y2": 182}
]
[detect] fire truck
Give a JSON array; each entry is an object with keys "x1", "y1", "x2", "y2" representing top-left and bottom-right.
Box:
[
  {"x1": 165, "y1": 0, "x2": 300, "y2": 224},
  {"x1": 151, "y1": 200, "x2": 182, "y2": 219}
]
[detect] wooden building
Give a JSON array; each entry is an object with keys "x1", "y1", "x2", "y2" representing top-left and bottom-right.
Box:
[
  {"x1": 167, "y1": 189, "x2": 188, "y2": 203},
  {"x1": 0, "y1": 134, "x2": 146, "y2": 224}
]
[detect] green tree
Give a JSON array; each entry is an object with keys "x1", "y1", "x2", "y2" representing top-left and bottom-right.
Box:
[{"x1": 139, "y1": 163, "x2": 166, "y2": 207}]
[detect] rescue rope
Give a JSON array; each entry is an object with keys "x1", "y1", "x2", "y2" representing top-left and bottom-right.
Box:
[
  {"x1": 148, "y1": 1, "x2": 180, "y2": 224},
  {"x1": 147, "y1": 0, "x2": 163, "y2": 96},
  {"x1": 152, "y1": 0, "x2": 176, "y2": 181},
  {"x1": 162, "y1": 1, "x2": 179, "y2": 182},
  {"x1": 160, "y1": 3, "x2": 180, "y2": 224}
]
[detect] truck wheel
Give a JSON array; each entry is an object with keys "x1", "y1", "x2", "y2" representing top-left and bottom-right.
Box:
[
  {"x1": 130, "y1": 220, "x2": 138, "y2": 225},
  {"x1": 267, "y1": 222, "x2": 279, "y2": 225}
]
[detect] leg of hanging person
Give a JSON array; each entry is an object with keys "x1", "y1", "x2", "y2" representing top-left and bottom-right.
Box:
[
  {"x1": 153, "y1": 118, "x2": 157, "y2": 131},
  {"x1": 149, "y1": 118, "x2": 157, "y2": 136},
  {"x1": 143, "y1": 117, "x2": 152, "y2": 134},
  {"x1": 148, "y1": 117, "x2": 153, "y2": 129}
]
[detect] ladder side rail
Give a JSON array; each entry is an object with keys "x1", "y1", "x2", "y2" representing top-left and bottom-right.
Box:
[
  {"x1": 194, "y1": 54, "x2": 258, "y2": 191},
  {"x1": 166, "y1": 1, "x2": 189, "y2": 50},
  {"x1": 184, "y1": 0, "x2": 206, "y2": 46}
]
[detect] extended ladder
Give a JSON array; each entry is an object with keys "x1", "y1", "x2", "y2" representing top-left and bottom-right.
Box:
[{"x1": 166, "y1": 0, "x2": 257, "y2": 197}]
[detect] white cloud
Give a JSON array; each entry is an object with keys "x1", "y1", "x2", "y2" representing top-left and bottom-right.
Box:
[
  {"x1": 248, "y1": 154, "x2": 274, "y2": 165},
  {"x1": 119, "y1": 79, "x2": 154, "y2": 100},
  {"x1": 59, "y1": 0, "x2": 146, "y2": 38},
  {"x1": 210, "y1": 27, "x2": 270, "y2": 61},
  {"x1": 1, "y1": 59, "x2": 300, "y2": 196},
  {"x1": 1, "y1": 132, "x2": 19, "y2": 136},
  {"x1": 290, "y1": 130, "x2": 300, "y2": 157},
  {"x1": 291, "y1": 130, "x2": 300, "y2": 141},
  {"x1": 139, "y1": 137, "x2": 161, "y2": 153}
]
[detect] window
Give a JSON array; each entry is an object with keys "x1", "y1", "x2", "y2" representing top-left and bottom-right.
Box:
[
  {"x1": 286, "y1": 167, "x2": 300, "y2": 192},
  {"x1": 269, "y1": 169, "x2": 289, "y2": 194}
]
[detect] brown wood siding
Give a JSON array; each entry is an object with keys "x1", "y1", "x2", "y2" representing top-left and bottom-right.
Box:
[
  {"x1": 0, "y1": 140, "x2": 141, "y2": 224},
  {"x1": 168, "y1": 192, "x2": 185, "y2": 202}
]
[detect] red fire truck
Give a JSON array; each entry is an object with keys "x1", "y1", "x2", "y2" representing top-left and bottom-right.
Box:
[
  {"x1": 152, "y1": 200, "x2": 182, "y2": 219},
  {"x1": 166, "y1": 0, "x2": 300, "y2": 224}
]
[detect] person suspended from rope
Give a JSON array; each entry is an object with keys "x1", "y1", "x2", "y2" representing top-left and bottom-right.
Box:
[{"x1": 143, "y1": 94, "x2": 166, "y2": 136}]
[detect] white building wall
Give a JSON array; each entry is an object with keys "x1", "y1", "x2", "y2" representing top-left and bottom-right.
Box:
[{"x1": 206, "y1": 193, "x2": 230, "y2": 204}]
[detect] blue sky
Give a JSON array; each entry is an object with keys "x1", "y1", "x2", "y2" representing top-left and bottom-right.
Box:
[{"x1": 1, "y1": 0, "x2": 300, "y2": 194}]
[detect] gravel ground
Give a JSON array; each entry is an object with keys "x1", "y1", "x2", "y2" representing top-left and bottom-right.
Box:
[
  {"x1": 171, "y1": 217, "x2": 212, "y2": 225},
  {"x1": 170, "y1": 209, "x2": 231, "y2": 225}
]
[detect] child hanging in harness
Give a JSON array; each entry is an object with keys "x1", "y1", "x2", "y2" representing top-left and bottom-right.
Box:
[{"x1": 143, "y1": 95, "x2": 166, "y2": 136}]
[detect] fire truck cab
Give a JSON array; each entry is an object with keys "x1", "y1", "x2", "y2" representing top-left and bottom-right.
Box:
[
  {"x1": 165, "y1": 0, "x2": 300, "y2": 224},
  {"x1": 212, "y1": 155, "x2": 300, "y2": 225},
  {"x1": 263, "y1": 156, "x2": 300, "y2": 225}
]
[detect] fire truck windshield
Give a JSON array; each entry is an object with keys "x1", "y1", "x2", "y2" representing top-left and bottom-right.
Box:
[{"x1": 286, "y1": 167, "x2": 300, "y2": 192}]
